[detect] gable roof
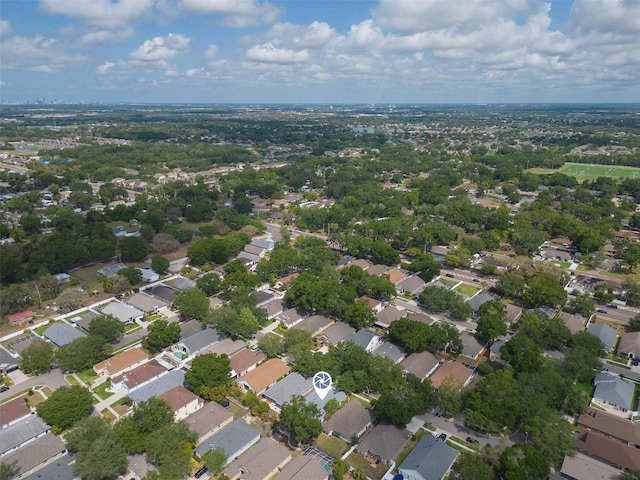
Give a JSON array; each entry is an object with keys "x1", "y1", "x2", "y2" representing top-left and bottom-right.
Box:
[
  {"x1": 407, "y1": 312, "x2": 436, "y2": 325},
  {"x1": 42, "y1": 322, "x2": 87, "y2": 347},
  {"x1": 112, "y1": 359, "x2": 168, "y2": 391},
  {"x1": 398, "y1": 435, "x2": 459, "y2": 480},
  {"x1": 1, "y1": 433, "x2": 67, "y2": 479},
  {"x1": 372, "y1": 342, "x2": 406, "y2": 363},
  {"x1": 238, "y1": 358, "x2": 291, "y2": 393},
  {"x1": 0, "y1": 397, "x2": 31, "y2": 428},
  {"x1": 149, "y1": 284, "x2": 176, "y2": 302},
  {"x1": 467, "y1": 292, "x2": 497, "y2": 312},
  {"x1": 577, "y1": 407, "x2": 640, "y2": 445},
  {"x1": 592, "y1": 372, "x2": 635, "y2": 410},
  {"x1": 277, "y1": 308, "x2": 304, "y2": 327},
  {"x1": 351, "y1": 259, "x2": 372, "y2": 270},
  {"x1": 375, "y1": 306, "x2": 405, "y2": 328},
  {"x1": 398, "y1": 275, "x2": 426, "y2": 294},
  {"x1": 558, "y1": 311, "x2": 586, "y2": 334},
  {"x1": 177, "y1": 327, "x2": 224, "y2": 355},
  {"x1": 0, "y1": 415, "x2": 49, "y2": 456},
  {"x1": 183, "y1": 401, "x2": 234, "y2": 441},
  {"x1": 401, "y1": 351, "x2": 440, "y2": 379},
  {"x1": 7, "y1": 310, "x2": 35, "y2": 324},
  {"x1": 222, "y1": 436, "x2": 291, "y2": 480},
  {"x1": 262, "y1": 372, "x2": 312, "y2": 407},
  {"x1": 459, "y1": 332, "x2": 487, "y2": 360},
  {"x1": 275, "y1": 452, "x2": 328, "y2": 480},
  {"x1": 93, "y1": 347, "x2": 149, "y2": 376},
  {"x1": 158, "y1": 385, "x2": 202, "y2": 412},
  {"x1": 195, "y1": 417, "x2": 260, "y2": 459},
  {"x1": 201, "y1": 337, "x2": 246, "y2": 357},
  {"x1": 261, "y1": 298, "x2": 285, "y2": 318},
  {"x1": 367, "y1": 264, "x2": 387, "y2": 276},
  {"x1": 319, "y1": 322, "x2": 355, "y2": 345},
  {"x1": 172, "y1": 276, "x2": 196, "y2": 291},
  {"x1": 179, "y1": 319, "x2": 203, "y2": 339},
  {"x1": 0, "y1": 344, "x2": 19, "y2": 372},
  {"x1": 386, "y1": 269, "x2": 406, "y2": 285},
  {"x1": 100, "y1": 301, "x2": 144, "y2": 323},
  {"x1": 357, "y1": 423, "x2": 410, "y2": 462},
  {"x1": 345, "y1": 330, "x2": 379, "y2": 350},
  {"x1": 230, "y1": 349, "x2": 267, "y2": 376},
  {"x1": 618, "y1": 331, "x2": 640, "y2": 357},
  {"x1": 129, "y1": 368, "x2": 185, "y2": 403},
  {"x1": 559, "y1": 452, "x2": 620, "y2": 480},
  {"x1": 126, "y1": 292, "x2": 167, "y2": 312},
  {"x1": 586, "y1": 323, "x2": 618, "y2": 350},
  {"x1": 576, "y1": 429, "x2": 640, "y2": 470},
  {"x1": 505, "y1": 304, "x2": 523, "y2": 323},
  {"x1": 292, "y1": 314, "x2": 333, "y2": 334},
  {"x1": 323, "y1": 400, "x2": 375, "y2": 440},
  {"x1": 429, "y1": 361, "x2": 473, "y2": 389}
]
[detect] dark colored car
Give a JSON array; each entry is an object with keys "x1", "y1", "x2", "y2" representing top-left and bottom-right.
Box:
[
  {"x1": 0, "y1": 385, "x2": 8, "y2": 393},
  {"x1": 596, "y1": 309, "x2": 608, "y2": 314},
  {"x1": 219, "y1": 399, "x2": 230, "y2": 409},
  {"x1": 465, "y1": 436, "x2": 479, "y2": 444},
  {"x1": 438, "y1": 433, "x2": 447, "y2": 440},
  {"x1": 195, "y1": 466, "x2": 208, "y2": 478}
]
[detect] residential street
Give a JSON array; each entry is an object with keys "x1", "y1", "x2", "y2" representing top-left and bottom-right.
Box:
[
  {"x1": 418, "y1": 411, "x2": 516, "y2": 449},
  {"x1": 0, "y1": 368, "x2": 68, "y2": 402}
]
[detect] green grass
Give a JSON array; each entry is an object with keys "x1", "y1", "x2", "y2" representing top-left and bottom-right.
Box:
[
  {"x1": 552, "y1": 261, "x2": 572, "y2": 268},
  {"x1": 94, "y1": 382, "x2": 114, "y2": 400},
  {"x1": 454, "y1": 284, "x2": 480, "y2": 297},
  {"x1": 316, "y1": 434, "x2": 349, "y2": 458},
  {"x1": 346, "y1": 452, "x2": 386, "y2": 480},
  {"x1": 110, "y1": 396, "x2": 130, "y2": 408},
  {"x1": 34, "y1": 322, "x2": 54, "y2": 336},
  {"x1": 65, "y1": 310, "x2": 91, "y2": 320},
  {"x1": 76, "y1": 368, "x2": 98, "y2": 385},
  {"x1": 65, "y1": 375, "x2": 81, "y2": 386},
  {"x1": 529, "y1": 163, "x2": 640, "y2": 184}
]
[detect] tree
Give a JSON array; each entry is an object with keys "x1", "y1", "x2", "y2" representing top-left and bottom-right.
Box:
[
  {"x1": 0, "y1": 461, "x2": 17, "y2": 480},
  {"x1": 150, "y1": 232, "x2": 179, "y2": 253},
  {"x1": 476, "y1": 312, "x2": 507, "y2": 343},
  {"x1": 202, "y1": 446, "x2": 227, "y2": 475},
  {"x1": 324, "y1": 398, "x2": 341, "y2": 419},
  {"x1": 619, "y1": 470, "x2": 640, "y2": 480},
  {"x1": 196, "y1": 273, "x2": 223, "y2": 296},
  {"x1": 501, "y1": 334, "x2": 543, "y2": 373},
  {"x1": 465, "y1": 370, "x2": 521, "y2": 433},
  {"x1": 624, "y1": 279, "x2": 640, "y2": 306},
  {"x1": 212, "y1": 306, "x2": 260, "y2": 339},
  {"x1": 438, "y1": 375, "x2": 464, "y2": 418},
  {"x1": 151, "y1": 254, "x2": 170, "y2": 275},
  {"x1": 146, "y1": 422, "x2": 197, "y2": 480},
  {"x1": 36, "y1": 273, "x2": 62, "y2": 299},
  {"x1": 185, "y1": 354, "x2": 232, "y2": 401},
  {"x1": 621, "y1": 242, "x2": 640, "y2": 272},
  {"x1": 36, "y1": 385, "x2": 94, "y2": 431},
  {"x1": 56, "y1": 288, "x2": 88, "y2": 313},
  {"x1": 331, "y1": 459, "x2": 349, "y2": 480},
  {"x1": 283, "y1": 328, "x2": 313, "y2": 352},
  {"x1": 569, "y1": 292, "x2": 595, "y2": 318},
  {"x1": 407, "y1": 253, "x2": 441, "y2": 282},
  {"x1": 373, "y1": 374, "x2": 436, "y2": 427},
  {"x1": 20, "y1": 341, "x2": 55, "y2": 374},
  {"x1": 103, "y1": 274, "x2": 130, "y2": 294},
  {"x1": 497, "y1": 444, "x2": 550, "y2": 480},
  {"x1": 65, "y1": 416, "x2": 128, "y2": 480},
  {"x1": 258, "y1": 333, "x2": 285, "y2": 358},
  {"x1": 173, "y1": 287, "x2": 209, "y2": 320},
  {"x1": 117, "y1": 266, "x2": 142, "y2": 285},
  {"x1": 119, "y1": 236, "x2": 148, "y2": 261},
  {"x1": 628, "y1": 314, "x2": 640, "y2": 332},
  {"x1": 115, "y1": 398, "x2": 174, "y2": 453},
  {"x1": 280, "y1": 395, "x2": 323, "y2": 446},
  {"x1": 343, "y1": 300, "x2": 376, "y2": 329},
  {"x1": 144, "y1": 319, "x2": 180, "y2": 353},
  {"x1": 493, "y1": 273, "x2": 526, "y2": 299},
  {"x1": 452, "y1": 452, "x2": 494, "y2": 480},
  {"x1": 522, "y1": 410, "x2": 576, "y2": 466},
  {"x1": 88, "y1": 314, "x2": 124, "y2": 343},
  {"x1": 523, "y1": 274, "x2": 567, "y2": 308},
  {"x1": 57, "y1": 335, "x2": 107, "y2": 372}
]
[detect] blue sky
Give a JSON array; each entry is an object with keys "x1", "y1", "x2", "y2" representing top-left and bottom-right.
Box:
[{"x1": 1, "y1": 0, "x2": 638, "y2": 104}]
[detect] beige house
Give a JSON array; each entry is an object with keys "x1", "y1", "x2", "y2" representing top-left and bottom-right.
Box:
[
  {"x1": 223, "y1": 437, "x2": 292, "y2": 480},
  {"x1": 93, "y1": 348, "x2": 149, "y2": 377},
  {"x1": 157, "y1": 385, "x2": 204, "y2": 421}
]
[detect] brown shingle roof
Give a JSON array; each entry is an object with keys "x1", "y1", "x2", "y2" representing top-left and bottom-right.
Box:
[
  {"x1": 230, "y1": 349, "x2": 267, "y2": 376},
  {"x1": 386, "y1": 269, "x2": 406, "y2": 285},
  {"x1": 94, "y1": 348, "x2": 149, "y2": 376},
  {"x1": 401, "y1": 351, "x2": 440, "y2": 379},
  {"x1": 157, "y1": 385, "x2": 202, "y2": 412},
  {"x1": 183, "y1": 401, "x2": 233, "y2": 441},
  {"x1": 357, "y1": 423, "x2": 410, "y2": 463},
  {"x1": 111, "y1": 358, "x2": 167, "y2": 389},
  {"x1": 223, "y1": 436, "x2": 292, "y2": 480},
  {"x1": 577, "y1": 407, "x2": 640, "y2": 445},
  {"x1": 576, "y1": 429, "x2": 640, "y2": 470},
  {"x1": 618, "y1": 331, "x2": 640, "y2": 358},
  {"x1": 323, "y1": 400, "x2": 374, "y2": 440},
  {"x1": 0, "y1": 397, "x2": 31, "y2": 427},
  {"x1": 559, "y1": 452, "x2": 619, "y2": 480},
  {"x1": 0, "y1": 433, "x2": 66, "y2": 476},
  {"x1": 429, "y1": 361, "x2": 473, "y2": 389},
  {"x1": 238, "y1": 358, "x2": 290, "y2": 393}
]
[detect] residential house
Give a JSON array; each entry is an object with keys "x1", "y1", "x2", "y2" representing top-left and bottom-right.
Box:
[
  {"x1": 149, "y1": 284, "x2": 177, "y2": 302},
  {"x1": 541, "y1": 248, "x2": 574, "y2": 262},
  {"x1": 0, "y1": 397, "x2": 32, "y2": 428},
  {"x1": 7, "y1": 310, "x2": 35, "y2": 326},
  {"x1": 344, "y1": 330, "x2": 382, "y2": 353},
  {"x1": 93, "y1": 347, "x2": 149, "y2": 377},
  {"x1": 559, "y1": 311, "x2": 587, "y2": 335},
  {"x1": 359, "y1": 296, "x2": 384, "y2": 313},
  {"x1": 318, "y1": 322, "x2": 355, "y2": 346},
  {"x1": 322, "y1": 400, "x2": 374, "y2": 442},
  {"x1": 183, "y1": 401, "x2": 234, "y2": 444},
  {"x1": 125, "y1": 293, "x2": 167, "y2": 313},
  {"x1": 172, "y1": 276, "x2": 196, "y2": 291},
  {"x1": 250, "y1": 238, "x2": 275, "y2": 251},
  {"x1": 275, "y1": 453, "x2": 329, "y2": 480},
  {"x1": 305, "y1": 388, "x2": 347, "y2": 418},
  {"x1": 407, "y1": 312, "x2": 436, "y2": 325},
  {"x1": 592, "y1": 372, "x2": 636, "y2": 414},
  {"x1": 467, "y1": 292, "x2": 497, "y2": 313},
  {"x1": 179, "y1": 319, "x2": 203, "y2": 339},
  {"x1": 276, "y1": 308, "x2": 304, "y2": 328},
  {"x1": 576, "y1": 429, "x2": 640, "y2": 470},
  {"x1": 230, "y1": 349, "x2": 267, "y2": 378},
  {"x1": 356, "y1": 423, "x2": 411, "y2": 464},
  {"x1": 97, "y1": 263, "x2": 126, "y2": 277},
  {"x1": 559, "y1": 452, "x2": 620, "y2": 480},
  {"x1": 292, "y1": 314, "x2": 334, "y2": 335},
  {"x1": 0, "y1": 415, "x2": 49, "y2": 456},
  {"x1": 100, "y1": 301, "x2": 145, "y2": 324},
  {"x1": 195, "y1": 418, "x2": 261, "y2": 464},
  {"x1": 398, "y1": 435, "x2": 459, "y2": 480},
  {"x1": 0, "y1": 434, "x2": 67, "y2": 479},
  {"x1": 577, "y1": 407, "x2": 640, "y2": 447},
  {"x1": 0, "y1": 345, "x2": 19, "y2": 373},
  {"x1": 372, "y1": 342, "x2": 406, "y2": 363},
  {"x1": 157, "y1": 385, "x2": 204, "y2": 421},
  {"x1": 20, "y1": 451, "x2": 74, "y2": 480},
  {"x1": 262, "y1": 372, "x2": 312, "y2": 412},
  {"x1": 350, "y1": 259, "x2": 372, "y2": 271},
  {"x1": 397, "y1": 275, "x2": 426, "y2": 295},
  {"x1": 375, "y1": 306, "x2": 405, "y2": 329},
  {"x1": 489, "y1": 340, "x2": 507, "y2": 364},
  {"x1": 505, "y1": 304, "x2": 523, "y2": 324},
  {"x1": 367, "y1": 264, "x2": 388, "y2": 276},
  {"x1": 238, "y1": 358, "x2": 291, "y2": 394},
  {"x1": 261, "y1": 298, "x2": 285, "y2": 318},
  {"x1": 110, "y1": 359, "x2": 168, "y2": 392},
  {"x1": 201, "y1": 337, "x2": 245, "y2": 357},
  {"x1": 42, "y1": 322, "x2": 86, "y2": 347},
  {"x1": 459, "y1": 332, "x2": 487, "y2": 363},
  {"x1": 222, "y1": 436, "x2": 292, "y2": 480},
  {"x1": 430, "y1": 246, "x2": 449, "y2": 258},
  {"x1": 618, "y1": 331, "x2": 640, "y2": 359},
  {"x1": 138, "y1": 267, "x2": 159, "y2": 283},
  {"x1": 586, "y1": 323, "x2": 619, "y2": 352},
  {"x1": 128, "y1": 369, "x2": 185, "y2": 404},
  {"x1": 243, "y1": 244, "x2": 266, "y2": 258},
  {"x1": 401, "y1": 351, "x2": 441, "y2": 380},
  {"x1": 386, "y1": 269, "x2": 406, "y2": 285},
  {"x1": 175, "y1": 327, "x2": 224, "y2": 356},
  {"x1": 429, "y1": 361, "x2": 474, "y2": 389}
]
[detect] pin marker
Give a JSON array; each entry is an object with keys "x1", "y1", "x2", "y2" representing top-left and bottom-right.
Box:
[{"x1": 312, "y1": 371, "x2": 332, "y2": 400}]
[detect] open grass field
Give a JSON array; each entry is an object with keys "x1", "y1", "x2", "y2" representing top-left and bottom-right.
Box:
[{"x1": 528, "y1": 163, "x2": 640, "y2": 183}]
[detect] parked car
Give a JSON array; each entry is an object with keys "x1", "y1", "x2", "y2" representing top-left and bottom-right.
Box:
[
  {"x1": 195, "y1": 466, "x2": 208, "y2": 479},
  {"x1": 596, "y1": 309, "x2": 608, "y2": 314},
  {"x1": 438, "y1": 433, "x2": 447, "y2": 440},
  {"x1": 465, "y1": 436, "x2": 479, "y2": 444}
]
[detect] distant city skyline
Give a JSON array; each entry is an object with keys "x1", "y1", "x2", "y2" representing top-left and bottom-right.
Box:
[{"x1": 1, "y1": 0, "x2": 639, "y2": 104}]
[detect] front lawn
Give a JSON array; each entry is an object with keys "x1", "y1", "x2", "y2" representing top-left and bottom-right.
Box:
[
  {"x1": 76, "y1": 368, "x2": 98, "y2": 385},
  {"x1": 454, "y1": 284, "x2": 480, "y2": 297},
  {"x1": 316, "y1": 434, "x2": 349, "y2": 458},
  {"x1": 94, "y1": 382, "x2": 114, "y2": 400}
]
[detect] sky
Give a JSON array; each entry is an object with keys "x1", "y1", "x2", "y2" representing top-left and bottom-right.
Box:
[{"x1": 1, "y1": 0, "x2": 639, "y2": 104}]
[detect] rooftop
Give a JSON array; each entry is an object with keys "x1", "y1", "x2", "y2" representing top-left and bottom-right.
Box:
[
  {"x1": 578, "y1": 407, "x2": 640, "y2": 446},
  {"x1": 125, "y1": 292, "x2": 167, "y2": 312},
  {"x1": 157, "y1": 385, "x2": 202, "y2": 412},
  {"x1": 128, "y1": 368, "x2": 185, "y2": 403},
  {"x1": 559, "y1": 452, "x2": 620, "y2": 480},
  {"x1": 357, "y1": 423, "x2": 410, "y2": 463},
  {"x1": 230, "y1": 348, "x2": 267, "y2": 376},
  {"x1": 195, "y1": 417, "x2": 260, "y2": 458},
  {"x1": 263, "y1": 372, "x2": 312, "y2": 408},
  {"x1": 0, "y1": 397, "x2": 31, "y2": 427},
  {"x1": 275, "y1": 453, "x2": 328, "y2": 480},
  {"x1": 222, "y1": 436, "x2": 291, "y2": 480},
  {"x1": 100, "y1": 301, "x2": 144, "y2": 323},
  {"x1": 398, "y1": 434, "x2": 459, "y2": 480},
  {"x1": 183, "y1": 401, "x2": 234, "y2": 441},
  {"x1": 0, "y1": 415, "x2": 49, "y2": 456},
  {"x1": 42, "y1": 322, "x2": 87, "y2": 347},
  {"x1": 319, "y1": 322, "x2": 355, "y2": 345},
  {"x1": 177, "y1": 327, "x2": 224, "y2": 355},
  {"x1": 401, "y1": 351, "x2": 440, "y2": 379},
  {"x1": 93, "y1": 347, "x2": 149, "y2": 376},
  {"x1": 323, "y1": 400, "x2": 375, "y2": 440},
  {"x1": 112, "y1": 358, "x2": 168, "y2": 391},
  {"x1": 429, "y1": 361, "x2": 474, "y2": 389},
  {"x1": 238, "y1": 358, "x2": 291, "y2": 393},
  {"x1": 576, "y1": 429, "x2": 640, "y2": 470}
]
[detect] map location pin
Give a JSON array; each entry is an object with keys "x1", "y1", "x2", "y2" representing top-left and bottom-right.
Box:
[{"x1": 312, "y1": 371, "x2": 332, "y2": 400}]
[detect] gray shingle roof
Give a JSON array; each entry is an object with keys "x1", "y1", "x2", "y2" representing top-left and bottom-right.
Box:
[
  {"x1": 262, "y1": 372, "x2": 312, "y2": 408},
  {"x1": 587, "y1": 323, "x2": 619, "y2": 351},
  {"x1": 593, "y1": 372, "x2": 635, "y2": 410},
  {"x1": 172, "y1": 276, "x2": 196, "y2": 291},
  {"x1": 177, "y1": 327, "x2": 224, "y2": 355},
  {"x1": 319, "y1": 322, "x2": 355, "y2": 345},
  {"x1": 345, "y1": 330, "x2": 378, "y2": 350},
  {"x1": 128, "y1": 369, "x2": 185, "y2": 403},
  {"x1": 467, "y1": 292, "x2": 497, "y2": 312},
  {"x1": 0, "y1": 415, "x2": 49, "y2": 456},
  {"x1": 398, "y1": 435, "x2": 459, "y2": 480},
  {"x1": 42, "y1": 322, "x2": 86, "y2": 347},
  {"x1": 372, "y1": 342, "x2": 406, "y2": 363},
  {"x1": 22, "y1": 452, "x2": 74, "y2": 480},
  {"x1": 195, "y1": 418, "x2": 261, "y2": 460},
  {"x1": 0, "y1": 345, "x2": 19, "y2": 372},
  {"x1": 101, "y1": 301, "x2": 145, "y2": 323}
]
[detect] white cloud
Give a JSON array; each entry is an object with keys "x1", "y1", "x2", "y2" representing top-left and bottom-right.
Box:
[
  {"x1": 129, "y1": 33, "x2": 191, "y2": 63},
  {"x1": 39, "y1": 0, "x2": 155, "y2": 29},
  {"x1": 205, "y1": 44, "x2": 218, "y2": 59},
  {"x1": 1, "y1": 34, "x2": 88, "y2": 72},
  {"x1": 0, "y1": 20, "x2": 12, "y2": 39},
  {"x1": 96, "y1": 62, "x2": 115, "y2": 74},
  {"x1": 263, "y1": 21, "x2": 336, "y2": 49},
  {"x1": 570, "y1": 0, "x2": 640, "y2": 34},
  {"x1": 246, "y1": 43, "x2": 310, "y2": 63},
  {"x1": 177, "y1": 0, "x2": 281, "y2": 26},
  {"x1": 80, "y1": 27, "x2": 135, "y2": 45},
  {"x1": 345, "y1": 20, "x2": 384, "y2": 50}
]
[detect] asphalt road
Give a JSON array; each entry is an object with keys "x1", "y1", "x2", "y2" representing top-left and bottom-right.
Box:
[
  {"x1": 418, "y1": 411, "x2": 516, "y2": 448},
  {"x1": 0, "y1": 368, "x2": 68, "y2": 402}
]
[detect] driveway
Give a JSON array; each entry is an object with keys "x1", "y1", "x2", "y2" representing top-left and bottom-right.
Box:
[
  {"x1": 418, "y1": 412, "x2": 515, "y2": 448},
  {"x1": 0, "y1": 368, "x2": 69, "y2": 402}
]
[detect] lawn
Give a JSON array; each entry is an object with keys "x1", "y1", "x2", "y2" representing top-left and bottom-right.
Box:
[
  {"x1": 65, "y1": 375, "x2": 81, "y2": 387},
  {"x1": 454, "y1": 284, "x2": 480, "y2": 297},
  {"x1": 528, "y1": 163, "x2": 640, "y2": 183},
  {"x1": 345, "y1": 452, "x2": 386, "y2": 480},
  {"x1": 76, "y1": 368, "x2": 98, "y2": 385},
  {"x1": 94, "y1": 382, "x2": 114, "y2": 400},
  {"x1": 65, "y1": 310, "x2": 91, "y2": 321},
  {"x1": 316, "y1": 434, "x2": 349, "y2": 458},
  {"x1": 34, "y1": 322, "x2": 54, "y2": 336}
]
